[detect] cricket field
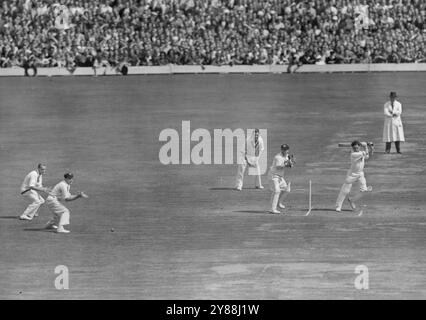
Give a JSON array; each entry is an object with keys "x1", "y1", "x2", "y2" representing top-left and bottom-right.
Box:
[{"x1": 1, "y1": 72, "x2": 425, "y2": 299}]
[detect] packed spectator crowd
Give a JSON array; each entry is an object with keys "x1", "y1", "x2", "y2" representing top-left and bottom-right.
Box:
[{"x1": 0, "y1": 0, "x2": 425, "y2": 70}]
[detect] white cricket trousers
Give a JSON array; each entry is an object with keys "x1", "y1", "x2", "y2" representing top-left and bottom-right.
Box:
[
  {"x1": 269, "y1": 174, "x2": 289, "y2": 210},
  {"x1": 21, "y1": 190, "x2": 45, "y2": 218},
  {"x1": 46, "y1": 196, "x2": 70, "y2": 226},
  {"x1": 336, "y1": 172, "x2": 368, "y2": 208},
  {"x1": 235, "y1": 158, "x2": 262, "y2": 188}
]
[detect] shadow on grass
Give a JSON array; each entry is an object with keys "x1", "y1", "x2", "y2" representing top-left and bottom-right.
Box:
[
  {"x1": 310, "y1": 208, "x2": 353, "y2": 212},
  {"x1": 23, "y1": 228, "x2": 54, "y2": 233},
  {"x1": 210, "y1": 187, "x2": 265, "y2": 191},
  {"x1": 0, "y1": 216, "x2": 19, "y2": 219},
  {"x1": 239, "y1": 208, "x2": 354, "y2": 214},
  {"x1": 234, "y1": 210, "x2": 268, "y2": 214}
]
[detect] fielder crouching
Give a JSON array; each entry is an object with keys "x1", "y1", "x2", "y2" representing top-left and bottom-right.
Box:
[
  {"x1": 19, "y1": 163, "x2": 50, "y2": 221},
  {"x1": 45, "y1": 173, "x2": 88, "y2": 233}
]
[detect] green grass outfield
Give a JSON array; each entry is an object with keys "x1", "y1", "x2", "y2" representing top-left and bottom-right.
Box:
[{"x1": 1, "y1": 73, "x2": 426, "y2": 299}]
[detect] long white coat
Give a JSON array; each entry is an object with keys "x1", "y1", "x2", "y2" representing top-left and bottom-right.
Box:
[{"x1": 383, "y1": 100, "x2": 405, "y2": 142}]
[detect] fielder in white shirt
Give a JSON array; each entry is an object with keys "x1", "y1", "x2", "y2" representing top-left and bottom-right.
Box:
[
  {"x1": 335, "y1": 140, "x2": 372, "y2": 212},
  {"x1": 19, "y1": 163, "x2": 51, "y2": 221},
  {"x1": 235, "y1": 129, "x2": 264, "y2": 190},
  {"x1": 45, "y1": 172, "x2": 88, "y2": 233},
  {"x1": 268, "y1": 144, "x2": 294, "y2": 214}
]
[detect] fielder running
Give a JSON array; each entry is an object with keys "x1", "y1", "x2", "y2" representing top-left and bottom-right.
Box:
[
  {"x1": 235, "y1": 129, "x2": 264, "y2": 190},
  {"x1": 336, "y1": 140, "x2": 372, "y2": 212},
  {"x1": 19, "y1": 163, "x2": 51, "y2": 221},
  {"x1": 268, "y1": 144, "x2": 294, "y2": 214},
  {"x1": 45, "y1": 173, "x2": 88, "y2": 233}
]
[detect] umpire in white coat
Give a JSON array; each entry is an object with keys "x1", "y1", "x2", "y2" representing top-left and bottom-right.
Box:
[{"x1": 383, "y1": 91, "x2": 405, "y2": 154}]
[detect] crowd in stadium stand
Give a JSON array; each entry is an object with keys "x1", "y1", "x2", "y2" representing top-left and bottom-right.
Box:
[{"x1": 0, "y1": 0, "x2": 425, "y2": 70}]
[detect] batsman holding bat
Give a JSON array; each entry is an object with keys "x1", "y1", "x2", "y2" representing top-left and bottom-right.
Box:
[
  {"x1": 235, "y1": 129, "x2": 264, "y2": 191},
  {"x1": 338, "y1": 142, "x2": 374, "y2": 156},
  {"x1": 335, "y1": 140, "x2": 372, "y2": 212},
  {"x1": 45, "y1": 172, "x2": 88, "y2": 233}
]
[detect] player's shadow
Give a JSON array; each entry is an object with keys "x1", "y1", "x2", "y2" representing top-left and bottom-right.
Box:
[
  {"x1": 0, "y1": 216, "x2": 19, "y2": 219},
  {"x1": 23, "y1": 228, "x2": 55, "y2": 233},
  {"x1": 311, "y1": 208, "x2": 353, "y2": 212},
  {"x1": 234, "y1": 210, "x2": 268, "y2": 214},
  {"x1": 210, "y1": 187, "x2": 264, "y2": 191}
]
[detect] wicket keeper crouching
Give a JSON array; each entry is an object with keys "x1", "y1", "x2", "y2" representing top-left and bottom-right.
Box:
[
  {"x1": 45, "y1": 173, "x2": 87, "y2": 233},
  {"x1": 268, "y1": 144, "x2": 294, "y2": 214}
]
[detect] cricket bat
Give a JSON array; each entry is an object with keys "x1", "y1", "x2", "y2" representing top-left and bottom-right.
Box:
[
  {"x1": 338, "y1": 141, "x2": 374, "y2": 156},
  {"x1": 338, "y1": 142, "x2": 352, "y2": 147},
  {"x1": 338, "y1": 141, "x2": 373, "y2": 147}
]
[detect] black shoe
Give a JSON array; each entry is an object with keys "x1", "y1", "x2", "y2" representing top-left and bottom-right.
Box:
[
  {"x1": 397, "y1": 151, "x2": 402, "y2": 154},
  {"x1": 385, "y1": 142, "x2": 391, "y2": 154},
  {"x1": 395, "y1": 141, "x2": 401, "y2": 154}
]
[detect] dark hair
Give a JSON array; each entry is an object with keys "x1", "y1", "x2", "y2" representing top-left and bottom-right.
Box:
[
  {"x1": 351, "y1": 140, "x2": 361, "y2": 147},
  {"x1": 281, "y1": 144, "x2": 290, "y2": 151},
  {"x1": 64, "y1": 173, "x2": 74, "y2": 179}
]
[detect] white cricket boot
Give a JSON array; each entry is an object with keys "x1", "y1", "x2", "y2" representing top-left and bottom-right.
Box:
[
  {"x1": 45, "y1": 220, "x2": 58, "y2": 230},
  {"x1": 56, "y1": 226, "x2": 70, "y2": 233}
]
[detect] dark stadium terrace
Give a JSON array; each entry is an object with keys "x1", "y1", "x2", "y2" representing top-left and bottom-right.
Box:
[{"x1": 0, "y1": 0, "x2": 425, "y2": 69}]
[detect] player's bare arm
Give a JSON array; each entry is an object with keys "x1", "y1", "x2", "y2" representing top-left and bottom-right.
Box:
[
  {"x1": 65, "y1": 191, "x2": 88, "y2": 202},
  {"x1": 360, "y1": 142, "x2": 370, "y2": 159}
]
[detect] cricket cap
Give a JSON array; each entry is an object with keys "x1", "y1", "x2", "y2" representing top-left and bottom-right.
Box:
[{"x1": 281, "y1": 144, "x2": 290, "y2": 151}]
